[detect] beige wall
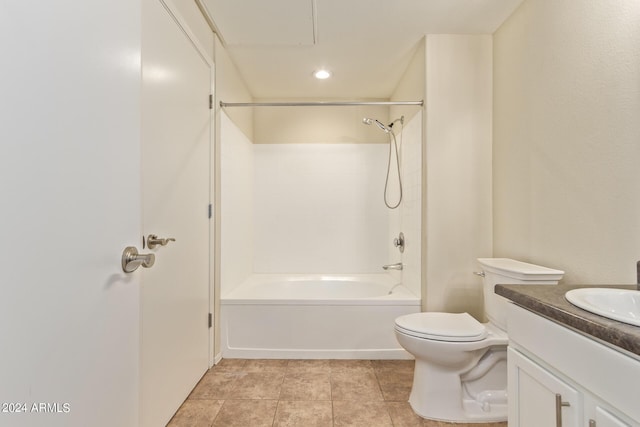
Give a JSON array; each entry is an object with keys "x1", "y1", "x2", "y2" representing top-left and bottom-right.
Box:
[
  {"x1": 493, "y1": 0, "x2": 640, "y2": 284},
  {"x1": 424, "y1": 35, "x2": 493, "y2": 318},
  {"x1": 215, "y1": 36, "x2": 254, "y2": 140},
  {"x1": 390, "y1": 37, "x2": 426, "y2": 128},
  {"x1": 253, "y1": 101, "x2": 390, "y2": 144}
]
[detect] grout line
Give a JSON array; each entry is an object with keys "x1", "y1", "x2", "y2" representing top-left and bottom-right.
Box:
[
  {"x1": 271, "y1": 399, "x2": 280, "y2": 427},
  {"x1": 209, "y1": 399, "x2": 225, "y2": 427},
  {"x1": 331, "y1": 400, "x2": 335, "y2": 427}
]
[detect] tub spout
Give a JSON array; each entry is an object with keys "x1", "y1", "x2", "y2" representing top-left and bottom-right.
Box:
[{"x1": 383, "y1": 262, "x2": 403, "y2": 271}]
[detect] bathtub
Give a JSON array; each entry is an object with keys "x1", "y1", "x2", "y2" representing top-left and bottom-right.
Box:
[{"x1": 220, "y1": 273, "x2": 420, "y2": 359}]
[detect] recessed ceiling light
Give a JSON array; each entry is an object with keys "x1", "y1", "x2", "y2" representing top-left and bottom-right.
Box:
[{"x1": 314, "y1": 69, "x2": 331, "y2": 80}]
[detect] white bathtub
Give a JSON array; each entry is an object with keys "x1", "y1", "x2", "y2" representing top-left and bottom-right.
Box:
[{"x1": 220, "y1": 274, "x2": 420, "y2": 359}]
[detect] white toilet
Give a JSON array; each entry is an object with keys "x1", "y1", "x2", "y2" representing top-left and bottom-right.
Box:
[{"x1": 394, "y1": 258, "x2": 564, "y2": 423}]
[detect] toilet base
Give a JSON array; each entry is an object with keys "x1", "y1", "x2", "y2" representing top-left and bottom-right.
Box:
[
  {"x1": 408, "y1": 355, "x2": 507, "y2": 423},
  {"x1": 409, "y1": 388, "x2": 507, "y2": 423},
  {"x1": 409, "y1": 398, "x2": 507, "y2": 424}
]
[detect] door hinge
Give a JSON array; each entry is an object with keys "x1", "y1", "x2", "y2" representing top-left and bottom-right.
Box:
[
  {"x1": 208, "y1": 313, "x2": 212, "y2": 328},
  {"x1": 208, "y1": 204, "x2": 212, "y2": 219},
  {"x1": 209, "y1": 94, "x2": 213, "y2": 109}
]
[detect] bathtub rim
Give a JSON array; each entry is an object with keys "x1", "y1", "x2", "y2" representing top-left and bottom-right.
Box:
[{"x1": 221, "y1": 272, "x2": 421, "y2": 306}]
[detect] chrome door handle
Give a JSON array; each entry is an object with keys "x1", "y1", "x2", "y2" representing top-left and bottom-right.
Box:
[
  {"x1": 122, "y1": 246, "x2": 155, "y2": 273},
  {"x1": 146, "y1": 234, "x2": 176, "y2": 249}
]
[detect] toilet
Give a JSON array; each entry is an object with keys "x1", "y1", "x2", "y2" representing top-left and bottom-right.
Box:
[{"x1": 394, "y1": 258, "x2": 564, "y2": 423}]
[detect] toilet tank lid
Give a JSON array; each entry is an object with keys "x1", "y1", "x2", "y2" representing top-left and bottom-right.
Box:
[{"x1": 477, "y1": 258, "x2": 564, "y2": 281}]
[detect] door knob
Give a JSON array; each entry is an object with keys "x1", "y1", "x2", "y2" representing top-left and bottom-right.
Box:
[
  {"x1": 122, "y1": 246, "x2": 155, "y2": 273},
  {"x1": 146, "y1": 234, "x2": 176, "y2": 249}
]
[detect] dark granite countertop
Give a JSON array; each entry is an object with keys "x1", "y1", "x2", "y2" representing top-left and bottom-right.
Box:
[{"x1": 495, "y1": 284, "x2": 640, "y2": 358}]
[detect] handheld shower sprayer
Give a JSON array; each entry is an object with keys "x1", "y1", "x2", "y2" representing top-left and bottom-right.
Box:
[
  {"x1": 362, "y1": 117, "x2": 391, "y2": 133},
  {"x1": 361, "y1": 116, "x2": 404, "y2": 209}
]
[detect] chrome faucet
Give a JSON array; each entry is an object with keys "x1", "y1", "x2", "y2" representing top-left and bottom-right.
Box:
[{"x1": 383, "y1": 262, "x2": 403, "y2": 271}]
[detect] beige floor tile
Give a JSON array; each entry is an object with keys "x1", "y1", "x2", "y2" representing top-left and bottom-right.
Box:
[
  {"x1": 331, "y1": 371, "x2": 384, "y2": 401},
  {"x1": 385, "y1": 402, "x2": 424, "y2": 427},
  {"x1": 214, "y1": 358, "x2": 247, "y2": 372},
  {"x1": 280, "y1": 372, "x2": 331, "y2": 401},
  {"x1": 167, "y1": 399, "x2": 224, "y2": 427},
  {"x1": 286, "y1": 359, "x2": 332, "y2": 374},
  {"x1": 172, "y1": 359, "x2": 505, "y2": 427},
  {"x1": 333, "y1": 400, "x2": 393, "y2": 426},
  {"x1": 212, "y1": 399, "x2": 278, "y2": 427},
  {"x1": 273, "y1": 400, "x2": 333, "y2": 427},
  {"x1": 228, "y1": 372, "x2": 284, "y2": 399},
  {"x1": 371, "y1": 359, "x2": 415, "y2": 374},
  {"x1": 380, "y1": 383, "x2": 412, "y2": 402},
  {"x1": 330, "y1": 359, "x2": 374, "y2": 373},
  {"x1": 189, "y1": 371, "x2": 243, "y2": 400},
  {"x1": 244, "y1": 359, "x2": 290, "y2": 373},
  {"x1": 375, "y1": 369, "x2": 414, "y2": 401}
]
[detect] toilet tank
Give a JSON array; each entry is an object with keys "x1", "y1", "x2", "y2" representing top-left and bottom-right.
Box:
[{"x1": 477, "y1": 258, "x2": 564, "y2": 330}]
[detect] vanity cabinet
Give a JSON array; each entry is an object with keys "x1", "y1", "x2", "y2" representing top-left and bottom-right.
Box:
[
  {"x1": 509, "y1": 347, "x2": 580, "y2": 427},
  {"x1": 507, "y1": 303, "x2": 640, "y2": 427}
]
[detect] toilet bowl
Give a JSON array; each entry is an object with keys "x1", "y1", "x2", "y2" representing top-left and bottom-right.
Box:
[{"x1": 395, "y1": 258, "x2": 564, "y2": 423}]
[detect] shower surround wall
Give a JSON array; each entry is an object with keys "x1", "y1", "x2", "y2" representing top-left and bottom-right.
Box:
[
  {"x1": 220, "y1": 112, "x2": 254, "y2": 294},
  {"x1": 221, "y1": 112, "x2": 389, "y2": 290},
  {"x1": 393, "y1": 113, "x2": 422, "y2": 298},
  {"x1": 221, "y1": 110, "x2": 423, "y2": 297},
  {"x1": 253, "y1": 143, "x2": 389, "y2": 274}
]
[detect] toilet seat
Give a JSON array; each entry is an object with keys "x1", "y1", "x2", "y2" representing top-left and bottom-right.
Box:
[{"x1": 395, "y1": 312, "x2": 487, "y2": 342}]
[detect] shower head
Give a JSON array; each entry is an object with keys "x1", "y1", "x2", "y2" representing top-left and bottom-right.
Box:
[{"x1": 362, "y1": 117, "x2": 391, "y2": 133}]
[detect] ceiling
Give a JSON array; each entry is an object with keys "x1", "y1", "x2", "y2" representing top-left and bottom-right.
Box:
[{"x1": 199, "y1": 0, "x2": 524, "y2": 100}]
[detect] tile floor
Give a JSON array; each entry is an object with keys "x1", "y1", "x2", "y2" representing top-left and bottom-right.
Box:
[{"x1": 167, "y1": 359, "x2": 508, "y2": 427}]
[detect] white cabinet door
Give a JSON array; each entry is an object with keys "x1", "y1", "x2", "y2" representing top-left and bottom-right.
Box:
[{"x1": 508, "y1": 347, "x2": 580, "y2": 427}]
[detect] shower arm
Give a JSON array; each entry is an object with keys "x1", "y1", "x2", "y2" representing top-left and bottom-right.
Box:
[{"x1": 385, "y1": 116, "x2": 405, "y2": 130}]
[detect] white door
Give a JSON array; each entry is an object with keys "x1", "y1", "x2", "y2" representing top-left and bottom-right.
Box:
[
  {"x1": 140, "y1": 1, "x2": 212, "y2": 426},
  {"x1": 0, "y1": 1, "x2": 142, "y2": 426}
]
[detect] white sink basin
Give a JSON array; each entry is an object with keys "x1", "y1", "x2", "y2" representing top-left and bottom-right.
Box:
[{"x1": 565, "y1": 288, "x2": 640, "y2": 327}]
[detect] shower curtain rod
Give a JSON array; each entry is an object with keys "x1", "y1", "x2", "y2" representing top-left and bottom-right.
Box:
[{"x1": 219, "y1": 100, "x2": 424, "y2": 107}]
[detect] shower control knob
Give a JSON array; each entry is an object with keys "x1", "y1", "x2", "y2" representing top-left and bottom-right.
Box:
[{"x1": 394, "y1": 232, "x2": 405, "y2": 253}]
